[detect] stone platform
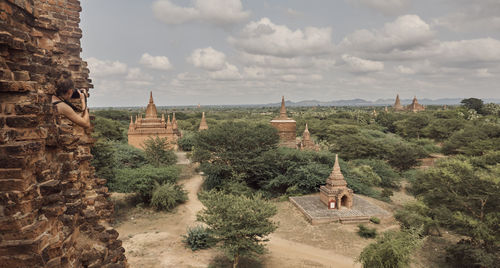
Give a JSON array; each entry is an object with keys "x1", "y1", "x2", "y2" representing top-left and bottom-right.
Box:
[{"x1": 289, "y1": 194, "x2": 390, "y2": 225}]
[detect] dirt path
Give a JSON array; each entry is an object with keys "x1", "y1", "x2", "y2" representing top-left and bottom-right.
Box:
[{"x1": 264, "y1": 236, "x2": 361, "y2": 268}]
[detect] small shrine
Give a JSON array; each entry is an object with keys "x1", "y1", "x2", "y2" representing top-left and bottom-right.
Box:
[{"x1": 319, "y1": 154, "x2": 353, "y2": 210}]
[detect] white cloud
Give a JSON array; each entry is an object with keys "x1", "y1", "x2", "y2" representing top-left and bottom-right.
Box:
[
  {"x1": 188, "y1": 47, "x2": 227, "y2": 71},
  {"x1": 348, "y1": 0, "x2": 410, "y2": 15},
  {"x1": 86, "y1": 57, "x2": 127, "y2": 77},
  {"x1": 286, "y1": 8, "x2": 302, "y2": 17},
  {"x1": 433, "y1": 0, "x2": 500, "y2": 33},
  {"x1": 152, "y1": 0, "x2": 250, "y2": 25},
  {"x1": 280, "y1": 74, "x2": 297, "y2": 82},
  {"x1": 139, "y1": 53, "x2": 172, "y2": 70},
  {"x1": 125, "y1": 68, "x2": 154, "y2": 86},
  {"x1": 244, "y1": 66, "x2": 267, "y2": 80},
  {"x1": 395, "y1": 65, "x2": 415, "y2": 74},
  {"x1": 476, "y1": 69, "x2": 493, "y2": 78},
  {"x1": 209, "y1": 63, "x2": 242, "y2": 80},
  {"x1": 229, "y1": 18, "x2": 334, "y2": 58},
  {"x1": 342, "y1": 54, "x2": 384, "y2": 73},
  {"x1": 436, "y1": 38, "x2": 500, "y2": 65},
  {"x1": 341, "y1": 15, "x2": 434, "y2": 53}
]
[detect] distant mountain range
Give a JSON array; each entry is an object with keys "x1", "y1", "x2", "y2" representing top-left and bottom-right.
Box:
[{"x1": 261, "y1": 98, "x2": 500, "y2": 107}]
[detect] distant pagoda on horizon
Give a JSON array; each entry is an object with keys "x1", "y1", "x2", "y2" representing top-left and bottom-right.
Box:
[
  {"x1": 128, "y1": 92, "x2": 179, "y2": 150},
  {"x1": 393, "y1": 94, "x2": 425, "y2": 112}
]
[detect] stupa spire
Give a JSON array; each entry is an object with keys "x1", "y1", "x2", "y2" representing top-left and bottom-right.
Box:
[
  {"x1": 279, "y1": 96, "x2": 287, "y2": 118},
  {"x1": 149, "y1": 91, "x2": 154, "y2": 103},
  {"x1": 326, "y1": 154, "x2": 347, "y2": 187},
  {"x1": 145, "y1": 92, "x2": 158, "y2": 118}
]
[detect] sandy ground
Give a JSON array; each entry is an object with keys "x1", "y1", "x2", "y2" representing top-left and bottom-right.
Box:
[{"x1": 112, "y1": 152, "x2": 410, "y2": 268}]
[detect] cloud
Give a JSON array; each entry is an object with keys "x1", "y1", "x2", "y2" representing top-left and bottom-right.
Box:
[
  {"x1": 188, "y1": 47, "x2": 227, "y2": 71},
  {"x1": 152, "y1": 0, "x2": 250, "y2": 26},
  {"x1": 125, "y1": 68, "x2": 154, "y2": 86},
  {"x1": 209, "y1": 63, "x2": 242, "y2": 80},
  {"x1": 342, "y1": 54, "x2": 384, "y2": 73},
  {"x1": 341, "y1": 15, "x2": 434, "y2": 54},
  {"x1": 86, "y1": 57, "x2": 127, "y2": 77},
  {"x1": 348, "y1": 0, "x2": 410, "y2": 15},
  {"x1": 139, "y1": 53, "x2": 172, "y2": 70},
  {"x1": 433, "y1": 0, "x2": 500, "y2": 33},
  {"x1": 436, "y1": 38, "x2": 500, "y2": 66},
  {"x1": 229, "y1": 18, "x2": 334, "y2": 58},
  {"x1": 286, "y1": 8, "x2": 303, "y2": 17},
  {"x1": 395, "y1": 65, "x2": 415, "y2": 74}
]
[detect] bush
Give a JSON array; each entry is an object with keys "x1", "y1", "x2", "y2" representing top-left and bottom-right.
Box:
[
  {"x1": 178, "y1": 132, "x2": 196, "y2": 151},
  {"x1": 358, "y1": 224, "x2": 377, "y2": 238},
  {"x1": 358, "y1": 230, "x2": 423, "y2": 268},
  {"x1": 151, "y1": 182, "x2": 188, "y2": 211},
  {"x1": 182, "y1": 225, "x2": 216, "y2": 251},
  {"x1": 111, "y1": 165, "x2": 180, "y2": 202},
  {"x1": 113, "y1": 142, "x2": 147, "y2": 169},
  {"x1": 143, "y1": 136, "x2": 177, "y2": 167},
  {"x1": 370, "y1": 217, "x2": 381, "y2": 224}
]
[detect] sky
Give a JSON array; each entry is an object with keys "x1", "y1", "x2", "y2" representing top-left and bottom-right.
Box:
[{"x1": 80, "y1": 0, "x2": 500, "y2": 107}]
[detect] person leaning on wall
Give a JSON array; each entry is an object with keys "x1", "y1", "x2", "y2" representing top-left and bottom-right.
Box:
[{"x1": 51, "y1": 73, "x2": 91, "y2": 128}]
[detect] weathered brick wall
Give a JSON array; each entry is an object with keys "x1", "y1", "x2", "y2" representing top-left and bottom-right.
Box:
[{"x1": 0, "y1": 0, "x2": 126, "y2": 267}]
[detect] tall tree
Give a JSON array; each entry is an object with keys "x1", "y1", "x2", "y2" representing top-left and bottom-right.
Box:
[
  {"x1": 461, "y1": 98, "x2": 484, "y2": 113},
  {"x1": 197, "y1": 190, "x2": 278, "y2": 268},
  {"x1": 142, "y1": 136, "x2": 177, "y2": 167}
]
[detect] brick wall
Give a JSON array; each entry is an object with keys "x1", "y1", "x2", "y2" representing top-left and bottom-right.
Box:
[{"x1": 0, "y1": 0, "x2": 127, "y2": 267}]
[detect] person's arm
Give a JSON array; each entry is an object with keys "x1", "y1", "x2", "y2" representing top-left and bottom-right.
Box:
[{"x1": 58, "y1": 103, "x2": 91, "y2": 128}]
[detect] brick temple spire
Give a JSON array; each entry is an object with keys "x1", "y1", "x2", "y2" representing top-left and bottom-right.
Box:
[
  {"x1": 145, "y1": 91, "x2": 158, "y2": 118},
  {"x1": 327, "y1": 154, "x2": 347, "y2": 187},
  {"x1": 279, "y1": 96, "x2": 287, "y2": 118}
]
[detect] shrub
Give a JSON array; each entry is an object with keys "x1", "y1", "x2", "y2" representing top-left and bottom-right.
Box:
[
  {"x1": 358, "y1": 230, "x2": 423, "y2": 268},
  {"x1": 112, "y1": 165, "x2": 180, "y2": 202},
  {"x1": 151, "y1": 182, "x2": 188, "y2": 211},
  {"x1": 113, "y1": 142, "x2": 147, "y2": 169},
  {"x1": 358, "y1": 224, "x2": 377, "y2": 238},
  {"x1": 178, "y1": 132, "x2": 196, "y2": 151},
  {"x1": 182, "y1": 225, "x2": 216, "y2": 251},
  {"x1": 370, "y1": 217, "x2": 381, "y2": 224},
  {"x1": 142, "y1": 136, "x2": 177, "y2": 167}
]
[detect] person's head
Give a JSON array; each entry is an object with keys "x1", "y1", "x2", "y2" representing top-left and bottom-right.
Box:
[{"x1": 56, "y1": 72, "x2": 74, "y2": 100}]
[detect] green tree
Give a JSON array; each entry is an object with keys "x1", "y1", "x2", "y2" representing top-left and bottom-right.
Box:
[
  {"x1": 92, "y1": 116, "x2": 125, "y2": 141},
  {"x1": 387, "y1": 143, "x2": 420, "y2": 171},
  {"x1": 197, "y1": 191, "x2": 278, "y2": 268},
  {"x1": 461, "y1": 98, "x2": 484, "y2": 113},
  {"x1": 142, "y1": 136, "x2": 177, "y2": 167},
  {"x1": 442, "y1": 123, "x2": 500, "y2": 156},
  {"x1": 358, "y1": 229, "x2": 423, "y2": 268},
  {"x1": 394, "y1": 113, "x2": 430, "y2": 139},
  {"x1": 412, "y1": 156, "x2": 500, "y2": 265},
  {"x1": 91, "y1": 139, "x2": 116, "y2": 181},
  {"x1": 113, "y1": 142, "x2": 148, "y2": 169}
]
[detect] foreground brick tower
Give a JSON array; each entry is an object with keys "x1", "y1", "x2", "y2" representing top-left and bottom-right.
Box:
[
  {"x1": 270, "y1": 96, "x2": 297, "y2": 148},
  {"x1": 0, "y1": 1, "x2": 126, "y2": 266},
  {"x1": 393, "y1": 94, "x2": 404, "y2": 111},
  {"x1": 128, "y1": 92, "x2": 178, "y2": 150},
  {"x1": 199, "y1": 112, "x2": 208, "y2": 131},
  {"x1": 406, "y1": 96, "x2": 425, "y2": 112},
  {"x1": 320, "y1": 155, "x2": 354, "y2": 210}
]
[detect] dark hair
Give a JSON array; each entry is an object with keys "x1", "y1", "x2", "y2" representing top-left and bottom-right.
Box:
[{"x1": 56, "y1": 72, "x2": 74, "y2": 97}]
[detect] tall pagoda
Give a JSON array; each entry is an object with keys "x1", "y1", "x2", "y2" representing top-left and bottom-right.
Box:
[{"x1": 270, "y1": 96, "x2": 297, "y2": 148}]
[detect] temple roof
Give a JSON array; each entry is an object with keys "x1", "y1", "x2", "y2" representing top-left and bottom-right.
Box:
[
  {"x1": 326, "y1": 154, "x2": 348, "y2": 187},
  {"x1": 145, "y1": 91, "x2": 158, "y2": 119},
  {"x1": 272, "y1": 96, "x2": 295, "y2": 121}
]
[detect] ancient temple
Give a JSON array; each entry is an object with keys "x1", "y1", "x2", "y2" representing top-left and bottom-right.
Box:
[
  {"x1": 320, "y1": 155, "x2": 354, "y2": 210},
  {"x1": 393, "y1": 94, "x2": 405, "y2": 111},
  {"x1": 172, "y1": 112, "x2": 181, "y2": 137},
  {"x1": 393, "y1": 94, "x2": 425, "y2": 112},
  {"x1": 300, "y1": 123, "x2": 319, "y2": 151},
  {"x1": 128, "y1": 92, "x2": 178, "y2": 150},
  {"x1": 270, "y1": 96, "x2": 297, "y2": 148},
  {"x1": 406, "y1": 96, "x2": 425, "y2": 112},
  {"x1": 199, "y1": 112, "x2": 208, "y2": 131}
]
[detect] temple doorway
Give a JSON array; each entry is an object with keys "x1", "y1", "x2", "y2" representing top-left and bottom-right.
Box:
[{"x1": 341, "y1": 195, "x2": 348, "y2": 208}]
